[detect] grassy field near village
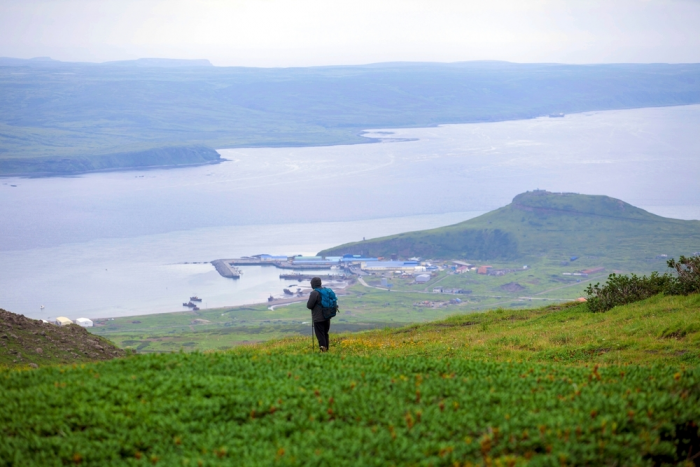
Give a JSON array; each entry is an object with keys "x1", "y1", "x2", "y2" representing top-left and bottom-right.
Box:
[
  {"x1": 89, "y1": 257, "x2": 618, "y2": 353},
  {"x1": 2, "y1": 294, "x2": 700, "y2": 465},
  {"x1": 90, "y1": 273, "x2": 594, "y2": 353}
]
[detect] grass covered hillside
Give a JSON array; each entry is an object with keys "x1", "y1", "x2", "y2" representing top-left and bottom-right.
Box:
[
  {"x1": 320, "y1": 191, "x2": 700, "y2": 265},
  {"x1": 2, "y1": 294, "x2": 700, "y2": 465}
]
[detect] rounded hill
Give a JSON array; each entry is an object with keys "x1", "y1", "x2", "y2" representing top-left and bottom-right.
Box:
[{"x1": 319, "y1": 191, "x2": 700, "y2": 262}]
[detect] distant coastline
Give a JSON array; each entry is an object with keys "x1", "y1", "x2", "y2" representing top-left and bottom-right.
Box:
[
  {"x1": 3, "y1": 61, "x2": 699, "y2": 177},
  {"x1": 1, "y1": 103, "x2": 690, "y2": 178},
  {"x1": 0, "y1": 146, "x2": 222, "y2": 178}
]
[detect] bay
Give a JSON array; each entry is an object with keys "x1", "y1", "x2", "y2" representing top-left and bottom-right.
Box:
[{"x1": 1, "y1": 104, "x2": 699, "y2": 320}]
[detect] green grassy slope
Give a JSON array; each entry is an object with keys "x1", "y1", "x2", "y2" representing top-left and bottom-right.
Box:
[
  {"x1": 2, "y1": 61, "x2": 700, "y2": 174},
  {"x1": 320, "y1": 191, "x2": 700, "y2": 264},
  {"x1": 267, "y1": 293, "x2": 700, "y2": 367},
  {"x1": 2, "y1": 295, "x2": 699, "y2": 465}
]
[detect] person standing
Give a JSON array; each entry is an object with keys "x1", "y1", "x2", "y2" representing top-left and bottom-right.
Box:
[{"x1": 307, "y1": 277, "x2": 333, "y2": 352}]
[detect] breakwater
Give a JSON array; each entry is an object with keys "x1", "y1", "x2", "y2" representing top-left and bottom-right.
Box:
[
  {"x1": 210, "y1": 260, "x2": 241, "y2": 279},
  {"x1": 211, "y1": 257, "x2": 340, "y2": 279},
  {"x1": 279, "y1": 273, "x2": 349, "y2": 281}
]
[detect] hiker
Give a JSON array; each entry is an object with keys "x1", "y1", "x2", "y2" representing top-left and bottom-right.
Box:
[{"x1": 307, "y1": 277, "x2": 338, "y2": 352}]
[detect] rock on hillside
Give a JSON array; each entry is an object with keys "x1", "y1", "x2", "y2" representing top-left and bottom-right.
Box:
[{"x1": 0, "y1": 309, "x2": 125, "y2": 367}]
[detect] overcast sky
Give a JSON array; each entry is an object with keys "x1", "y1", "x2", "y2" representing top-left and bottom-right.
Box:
[{"x1": 1, "y1": 0, "x2": 699, "y2": 67}]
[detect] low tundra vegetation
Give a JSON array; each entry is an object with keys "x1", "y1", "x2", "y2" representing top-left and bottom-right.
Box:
[
  {"x1": 2, "y1": 351, "x2": 699, "y2": 466},
  {"x1": 1, "y1": 294, "x2": 699, "y2": 465}
]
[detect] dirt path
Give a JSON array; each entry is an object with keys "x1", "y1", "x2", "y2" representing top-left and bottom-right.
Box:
[{"x1": 357, "y1": 277, "x2": 390, "y2": 291}]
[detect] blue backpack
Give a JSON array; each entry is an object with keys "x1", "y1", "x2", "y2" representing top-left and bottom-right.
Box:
[{"x1": 314, "y1": 287, "x2": 338, "y2": 319}]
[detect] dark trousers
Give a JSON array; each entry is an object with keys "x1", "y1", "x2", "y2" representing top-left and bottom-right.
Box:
[{"x1": 313, "y1": 320, "x2": 331, "y2": 349}]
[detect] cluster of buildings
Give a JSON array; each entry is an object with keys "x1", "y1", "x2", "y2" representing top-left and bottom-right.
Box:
[
  {"x1": 235, "y1": 254, "x2": 441, "y2": 274},
  {"x1": 52, "y1": 317, "x2": 93, "y2": 327},
  {"x1": 450, "y1": 262, "x2": 528, "y2": 276}
]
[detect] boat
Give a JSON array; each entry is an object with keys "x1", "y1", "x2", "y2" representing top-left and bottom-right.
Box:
[
  {"x1": 283, "y1": 289, "x2": 294, "y2": 295},
  {"x1": 183, "y1": 302, "x2": 196, "y2": 308},
  {"x1": 190, "y1": 296, "x2": 203, "y2": 302},
  {"x1": 268, "y1": 295, "x2": 274, "y2": 302},
  {"x1": 192, "y1": 306, "x2": 200, "y2": 311}
]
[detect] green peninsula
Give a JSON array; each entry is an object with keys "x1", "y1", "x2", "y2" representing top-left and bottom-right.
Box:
[{"x1": 320, "y1": 190, "x2": 700, "y2": 267}]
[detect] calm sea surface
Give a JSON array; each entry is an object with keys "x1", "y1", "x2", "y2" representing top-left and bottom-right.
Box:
[{"x1": 2, "y1": 105, "x2": 700, "y2": 320}]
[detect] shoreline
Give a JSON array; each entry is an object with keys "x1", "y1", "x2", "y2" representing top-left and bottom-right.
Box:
[
  {"x1": 96, "y1": 288, "x2": 352, "y2": 323},
  {"x1": 1, "y1": 158, "x2": 225, "y2": 179},
  {"x1": 7, "y1": 103, "x2": 696, "y2": 179}
]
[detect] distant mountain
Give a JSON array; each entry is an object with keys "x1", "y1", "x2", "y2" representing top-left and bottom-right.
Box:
[
  {"x1": 1, "y1": 61, "x2": 700, "y2": 175},
  {"x1": 319, "y1": 191, "x2": 700, "y2": 264},
  {"x1": 0, "y1": 56, "x2": 213, "y2": 67},
  {"x1": 102, "y1": 58, "x2": 213, "y2": 68}
]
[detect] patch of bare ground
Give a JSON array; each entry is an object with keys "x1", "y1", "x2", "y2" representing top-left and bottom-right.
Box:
[{"x1": 0, "y1": 308, "x2": 125, "y2": 368}]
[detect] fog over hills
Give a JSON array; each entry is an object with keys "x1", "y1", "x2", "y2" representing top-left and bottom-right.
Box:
[{"x1": 1, "y1": 60, "x2": 699, "y2": 175}]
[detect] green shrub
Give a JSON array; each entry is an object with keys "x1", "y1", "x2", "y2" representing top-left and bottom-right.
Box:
[
  {"x1": 585, "y1": 255, "x2": 700, "y2": 312},
  {"x1": 584, "y1": 272, "x2": 673, "y2": 313},
  {"x1": 665, "y1": 255, "x2": 700, "y2": 296}
]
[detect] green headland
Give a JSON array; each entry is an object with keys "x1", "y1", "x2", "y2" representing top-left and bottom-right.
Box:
[{"x1": 320, "y1": 190, "x2": 700, "y2": 267}]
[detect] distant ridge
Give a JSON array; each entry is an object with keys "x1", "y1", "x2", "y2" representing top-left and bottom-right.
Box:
[
  {"x1": 319, "y1": 191, "x2": 700, "y2": 262},
  {"x1": 103, "y1": 58, "x2": 213, "y2": 68},
  {"x1": 2, "y1": 61, "x2": 700, "y2": 175},
  {"x1": 0, "y1": 56, "x2": 213, "y2": 67}
]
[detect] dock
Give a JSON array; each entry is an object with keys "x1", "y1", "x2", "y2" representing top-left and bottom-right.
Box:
[
  {"x1": 210, "y1": 260, "x2": 241, "y2": 279},
  {"x1": 210, "y1": 257, "x2": 345, "y2": 280},
  {"x1": 275, "y1": 261, "x2": 333, "y2": 270},
  {"x1": 279, "y1": 273, "x2": 349, "y2": 281}
]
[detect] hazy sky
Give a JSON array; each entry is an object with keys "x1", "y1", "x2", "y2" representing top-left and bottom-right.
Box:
[{"x1": 1, "y1": 0, "x2": 699, "y2": 66}]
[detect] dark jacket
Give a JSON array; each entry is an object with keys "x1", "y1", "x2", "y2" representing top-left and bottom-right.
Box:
[{"x1": 306, "y1": 289, "x2": 326, "y2": 323}]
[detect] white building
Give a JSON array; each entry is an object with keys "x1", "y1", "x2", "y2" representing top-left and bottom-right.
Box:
[
  {"x1": 76, "y1": 318, "x2": 94, "y2": 328},
  {"x1": 55, "y1": 317, "x2": 73, "y2": 326}
]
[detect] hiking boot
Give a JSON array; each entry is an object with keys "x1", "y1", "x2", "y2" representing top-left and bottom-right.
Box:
[{"x1": 319, "y1": 346, "x2": 328, "y2": 352}]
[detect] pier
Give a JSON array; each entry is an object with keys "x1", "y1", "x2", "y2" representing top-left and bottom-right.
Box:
[
  {"x1": 210, "y1": 260, "x2": 241, "y2": 279},
  {"x1": 210, "y1": 256, "x2": 355, "y2": 280},
  {"x1": 279, "y1": 273, "x2": 349, "y2": 281},
  {"x1": 275, "y1": 261, "x2": 332, "y2": 270}
]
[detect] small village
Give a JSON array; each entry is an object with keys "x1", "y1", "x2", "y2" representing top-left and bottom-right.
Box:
[{"x1": 207, "y1": 253, "x2": 609, "y2": 306}]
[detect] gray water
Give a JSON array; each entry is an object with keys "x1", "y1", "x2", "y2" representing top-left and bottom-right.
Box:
[{"x1": 1, "y1": 105, "x2": 700, "y2": 320}]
